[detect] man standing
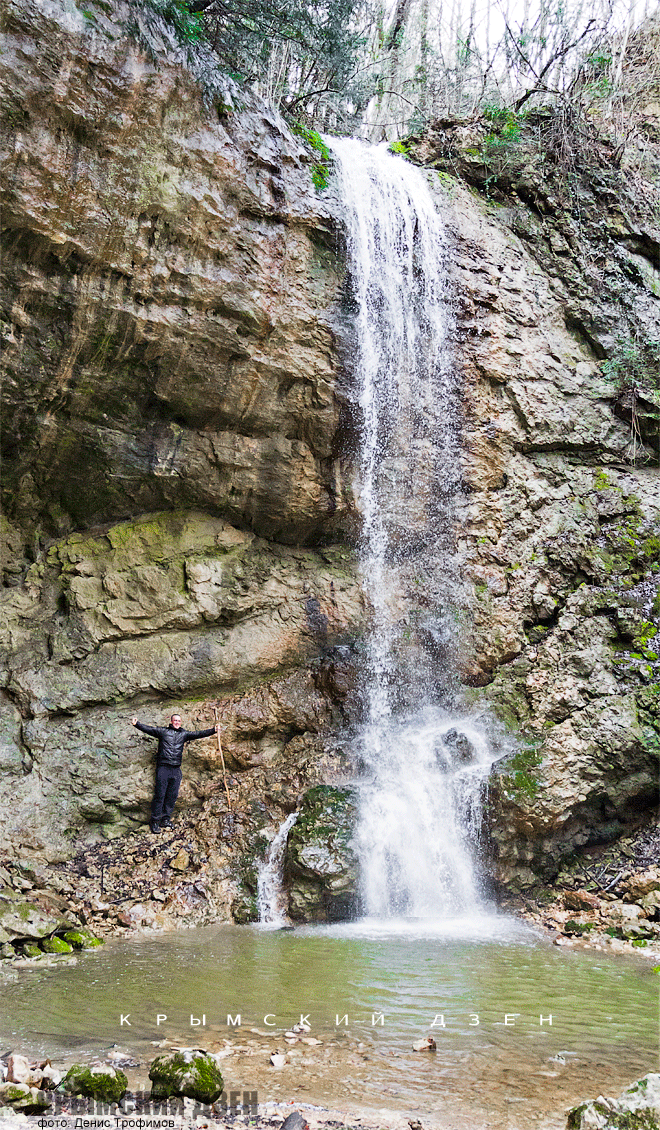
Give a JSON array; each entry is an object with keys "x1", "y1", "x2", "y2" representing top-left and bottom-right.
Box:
[{"x1": 131, "y1": 712, "x2": 218, "y2": 833}]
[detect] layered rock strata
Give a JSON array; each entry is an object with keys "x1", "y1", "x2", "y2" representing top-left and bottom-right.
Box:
[
  {"x1": 1, "y1": 0, "x2": 659, "y2": 922},
  {"x1": 0, "y1": 0, "x2": 363, "y2": 912},
  {"x1": 417, "y1": 116, "x2": 660, "y2": 882}
]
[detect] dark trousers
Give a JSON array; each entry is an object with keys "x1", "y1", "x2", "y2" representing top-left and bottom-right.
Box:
[{"x1": 151, "y1": 765, "x2": 182, "y2": 822}]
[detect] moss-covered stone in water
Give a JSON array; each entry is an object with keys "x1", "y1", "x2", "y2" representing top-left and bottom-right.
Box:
[
  {"x1": 40, "y1": 935, "x2": 73, "y2": 953},
  {"x1": 21, "y1": 943, "x2": 43, "y2": 958},
  {"x1": 149, "y1": 1051, "x2": 223, "y2": 1104},
  {"x1": 63, "y1": 928, "x2": 103, "y2": 949},
  {"x1": 63, "y1": 1065, "x2": 127, "y2": 1104}
]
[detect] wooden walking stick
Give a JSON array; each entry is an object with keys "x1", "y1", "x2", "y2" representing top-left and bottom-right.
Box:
[{"x1": 214, "y1": 707, "x2": 232, "y2": 811}]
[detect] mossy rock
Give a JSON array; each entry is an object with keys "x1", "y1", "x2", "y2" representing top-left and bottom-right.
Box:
[
  {"x1": 284, "y1": 785, "x2": 360, "y2": 923},
  {"x1": 21, "y1": 943, "x2": 43, "y2": 958},
  {"x1": 149, "y1": 1050, "x2": 223, "y2": 1105},
  {"x1": 567, "y1": 1073, "x2": 660, "y2": 1128},
  {"x1": 0, "y1": 1083, "x2": 31, "y2": 1105},
  {"x1": 0, "y1": 1082, "x2": 52, "y2": 1113},
  {"x1": 231, "y1": 892, "x2": 258, "y2": 924},
  {"x1": 63, "y1": 928, "x2": 103, "y2": 949},
  {"x1": 62, "y1": 1064, "x2": 127, "y2": 1104},
  {"x1": 41, "y1": 935, "x2": 73, "y2": 954}
]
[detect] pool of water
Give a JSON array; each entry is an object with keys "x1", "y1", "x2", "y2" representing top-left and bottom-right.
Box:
[{"x1": 1, "y1": 915, "x2": 657, "y2": 1127}]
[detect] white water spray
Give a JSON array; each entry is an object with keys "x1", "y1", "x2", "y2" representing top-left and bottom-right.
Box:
[
  {"x1": 331, "y1": 139, "x2": 496, "y2": 919},
  {"x1": 257, "y1": 812, "x2": 298, "y2": 926}
]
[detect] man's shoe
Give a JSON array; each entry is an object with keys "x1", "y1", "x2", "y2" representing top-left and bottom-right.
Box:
[
  {"x1": 150, "y1": 821, "x2": 161, "y2": 834},
  {"x1": 161, "y1": 818, "x2": 173, "y2": 829}
]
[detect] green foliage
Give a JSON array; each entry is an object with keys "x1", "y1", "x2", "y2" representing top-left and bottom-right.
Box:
[
  {"x1": 388, "y1": 140, "x2": 411, "y2": 159},
  {"x1": 500, "y1": 743, "x2": 543, "y2": 799},
  {"x1": 161, "y1": 0, "x2": 206, "y2": 42},
  {"x1": 311, "y1": 164, "x2": 330, "y2": 190},
  {"x1": 476, "y1": 108, "x2": 528, "y2": 197},
  {"x1": 290, "y1": 122, "x2": 332, "y2": 191},
  {"x1": 291, "y1": 124, "x2": 331, "y2": 160},
  {"x1": 602, "y1": 336, "x2": 660, "y2": 393},
  {"x1": 129, "y1": 0, "x2": 371, "y2": 125},
  {"x1": 564, "y1": 919, "x2": 593, "y2": 935},
  {"x1": 581, "y1": 51, "x2": 614, "y2": 97}
]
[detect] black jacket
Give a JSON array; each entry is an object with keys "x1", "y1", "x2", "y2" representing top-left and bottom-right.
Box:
[{"x1": 134, "y1": 722, "x2": 216, "y2": 767}]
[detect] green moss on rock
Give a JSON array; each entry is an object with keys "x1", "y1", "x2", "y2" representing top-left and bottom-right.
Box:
[
  {"x1": 149, "y1": 1050, "x2": 223, "y2": 1104},
  {"x1": 285, "y1": 785, "x2": 360, "y2": 923},
  {"x1": 21, "y1": 943, "x2": 43, "y2": 958},
  {"x1": 40, "y1": 936, "x2": 73, "y2": 954},
  {"x1": 495, "y1": 745, "x2": 543, "y2": 800},
  {"x1": 63, "y1": 1065, "x2": 127, "y2": 1104},
  {"x1": 63, "y1": 928, "x2": 103, "y2": 949}
]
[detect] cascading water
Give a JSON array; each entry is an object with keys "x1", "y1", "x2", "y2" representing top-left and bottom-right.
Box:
[
  {"x1": 331, "y1": 138, "x2": 496, "y2": 920},
  {"x1": 257, "y1": 812, "x2": 298, "y2": 926}
]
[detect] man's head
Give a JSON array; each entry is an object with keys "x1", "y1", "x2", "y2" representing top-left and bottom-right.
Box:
[{"x1": 170, "y1": 714, "x2": 182, "y2": 729}]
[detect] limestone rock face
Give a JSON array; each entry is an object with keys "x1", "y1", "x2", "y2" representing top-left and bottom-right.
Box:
[
  {"x1": 0, "y1": 510, "x2": 363, "y2": 857},
  {"x1": 0, "y1": 889, "x2": 71, "y2": 940},
  {"x1": 1, "y1": 0, "x2": 349, "y2": 546},
  {"x1": 426, "y1": 145, "x2": 660, "y2": 882},
  {"x1": 0, "y1": 0, "x2": 366, "y2": 885},
  {"x1": 1, "y1": 0, "x2": 658, "y2": 915}
]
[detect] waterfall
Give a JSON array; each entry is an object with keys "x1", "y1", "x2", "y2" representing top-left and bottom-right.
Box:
[
  {"x1": 257, "y1": 812, "x2": 298, "y2": 926},
  {"x1": 331, "y1": 138, "x2": 495, "y2": 920}
]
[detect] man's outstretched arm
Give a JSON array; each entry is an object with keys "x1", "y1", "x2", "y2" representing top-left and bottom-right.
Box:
[
  {"x1": 184, "y1": 725, "x2": 218, "y2": 742},
  {"x1": 131, "y1": 717, "x2": 164, "y2": 737}
]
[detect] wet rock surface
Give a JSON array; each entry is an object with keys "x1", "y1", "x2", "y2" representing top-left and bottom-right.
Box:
[
  {"x1": 284, "y1": 785, "x2": 359, "y2": 922},
  {"x1": 567, "y1": 1073, "x2": 660, "y2": 1129},
  {"x1": 412, "y1": 111, "x2": 660, "y2": 885},
  {"x1": 1, "y1": 0, "x2": 350, "y2": 547},
  {"x1": 0, "y1": 0, "x2": 368, "y2": 923}
]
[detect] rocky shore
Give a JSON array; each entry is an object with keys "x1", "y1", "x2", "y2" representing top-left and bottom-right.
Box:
[
  {"x1": 499, "y1": 817, "x2": 660, "y2": 955},
  {"x1": 1, "y1": 1041, "x2": 659, "y2": 1130}
]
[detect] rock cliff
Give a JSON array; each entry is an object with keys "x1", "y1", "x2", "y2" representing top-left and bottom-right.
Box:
[
  {"x1": 1, "y1": 0, "x2": 658, "y2": 934},
  {"x1": 414, "y1": 109, "x2": 660, "y2": 885},
  {"x1": 0, "y1": 0, "x2": 364, "y2": 925}
]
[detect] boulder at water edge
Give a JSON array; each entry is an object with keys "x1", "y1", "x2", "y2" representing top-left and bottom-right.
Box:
[
  {"x1": 567, "y1": 1073, "x2": 660, "y2": 1128},
  {"x1": 62, "y1": 1064, "x2": 127, "y2": 1104},
  {"x1": 0, "y1": 892, "x2": 71, "y2": 940},
  {"x1": 0, "y1": 1082, "x2": 52, "y2": 1113},
  {"x1": 149, "y1": 1050, "x2": 224, "y2": 1104},
  {"x1": 284, "y1": 785, "x2": 359, "y2": 922}
]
